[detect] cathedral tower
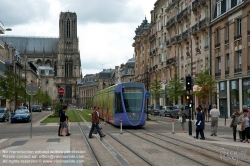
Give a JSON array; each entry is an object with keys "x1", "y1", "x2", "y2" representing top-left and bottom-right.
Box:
[{"x1": 57, "y1": 12, "x2": 81, "y2": 104}]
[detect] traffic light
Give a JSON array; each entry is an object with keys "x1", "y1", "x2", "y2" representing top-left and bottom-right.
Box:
[
  {"x1": 186, "y1": 75, "x2": 192, "y2": 91},
  {"x1": 186, "y1": 94, "x2": 192, "y2": 100}
]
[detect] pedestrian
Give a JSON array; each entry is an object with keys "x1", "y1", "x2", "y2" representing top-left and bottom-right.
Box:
[
  {"x1": 179, "y1": 108, "x2": 186, "y2": 133},
  {"x1": 194, "y1": 107, "x2": 205, "y2": 140},
  {"x1": 230, "y1": 109, "x2": 241, "y2": 141},
  {"x1": 97, "y1": 107, "x2": 106, "y2": 137},
  {"x1": 58, "y1": 107, "x2": 63, "y2": 136},
  {"x1": 59, "y1": 105, "x2": 71, "y2": 136},
  {"x1": 89, "y1": 106, "x2": 104, "y2": 138},
  {"x1": 238, "y1": 109, "x2": 250, "y2": 143},
  {"x1": 209, "y1": 104, "x2": 220, "y2": 136}
]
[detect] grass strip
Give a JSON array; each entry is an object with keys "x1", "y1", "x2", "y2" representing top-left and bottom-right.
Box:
[{"x1": 41, "y1": 110, "x2": 84, "y2": 123}]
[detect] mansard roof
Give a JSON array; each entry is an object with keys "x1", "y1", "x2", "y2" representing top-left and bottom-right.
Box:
[
  {"x1": 135, "y1": 17, "x2": 150, "y2": 36},
  {"x1": 0, "y1": 36, "x2": 59, "y2": 55}
]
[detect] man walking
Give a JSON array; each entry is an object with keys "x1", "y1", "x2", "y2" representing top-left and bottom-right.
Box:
[
  {"x1": 59, "y1": 105, "x2": 71, "y2": 136},
  {"x1": 209, "y1": 104, "x2": 220, "y2": 136},
  {"x1": 89, "y1": 106, "x2": 103, "y2": 138}
]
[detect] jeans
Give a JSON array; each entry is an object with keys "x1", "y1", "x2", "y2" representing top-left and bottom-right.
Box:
[
  {"x1": 89, "y1": 124, "x2": 102, "y2": 138},
  {"x1": 245, "y1": 127, "x2": 250, "y2": 140},
  {"x1": 58, "y1": 123, "x2": 61, "y2": 135}
]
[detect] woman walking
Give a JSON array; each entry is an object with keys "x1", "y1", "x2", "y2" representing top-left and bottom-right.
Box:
[
  {"x1": 194, "y1": 107, "x2": 205, "y2": 140},
  {"x1": 238, "y1": 109, "x2": 250, "y2": 143},
  {"x1": 179, "y1": 108, "x2": 186, "y2": 133},
  {"x1": 230, "y1": 110, "x2": 241, "y2": 141}
]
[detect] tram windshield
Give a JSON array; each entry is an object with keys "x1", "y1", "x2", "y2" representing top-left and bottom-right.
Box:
[{"x1": 122, "y1": 88, "x2": 143, "y2": 113}]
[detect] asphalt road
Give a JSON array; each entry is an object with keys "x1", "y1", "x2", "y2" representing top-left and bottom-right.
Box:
[{"x1": 0, "y1": 111, "x2": 55, "y2": 139}]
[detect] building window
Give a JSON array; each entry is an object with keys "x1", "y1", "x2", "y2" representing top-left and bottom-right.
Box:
[
  {"x1": 237, "y1": 19, "x2": 242, "y2": 35},
  {"x1": 217, "y1": 2, "x2": 221, "y2": 17},
  {"x1": 181, "y1": 66, "x2": 184, "y2": 78},
  {"x1": 197, "y1": 60, "x2": 201, "y2": 74},
  {"x1": 226, "y1": 0, "x2": 231, "y2": 11},
  {"x1": 216, "y1": 28, "x2": 220, "y2": 44},
  {"x1": 236, "y1": 51, "x2": 242, "y2": 68},
  {"x1": 237, "y1": 0, "x2": 242, "y2": 4},
  {"x1": 226, "y1": 54, "x2": 230, "y2": 71},
  {"x1": 225, "y1": 24, "x2": 229, "y2": 41},
  {"x1": 205, "y1": 32, "x2": 209, "y2": 46},
  {"x1": 216, "y1": 57, "x2": 221, "y2": 73},
  {"x1": 67, "y1": 19, "x2": 70, "y2": 38}
]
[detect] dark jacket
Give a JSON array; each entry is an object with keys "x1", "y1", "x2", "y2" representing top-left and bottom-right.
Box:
[
  {"x1": 196, "y1": 111, "x2": 204, "y2": 130},
  {"x1": 92, "y1": 111, "x2": 100, "y2": 124}
]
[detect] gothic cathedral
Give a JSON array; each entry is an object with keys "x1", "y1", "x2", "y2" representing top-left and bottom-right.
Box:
[{"x1": 57, "y1": 12, "x2": 81, "y2": 104}]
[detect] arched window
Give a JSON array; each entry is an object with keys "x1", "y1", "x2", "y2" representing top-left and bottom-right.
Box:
[
  {"x1": 54, "y1": 61, "x2": 57, "y2": 76},
  {"x1": 65, "y1": 59, "x2": 73, "y2": 77},
  {"x1": 69, "y1": 59, "x2": 73, "y2": 76},
  {"x1": 65, "y1": 59, "x2": 68, "y2": 77},
  {"x1": 45, "y1": 59, "x2": 51, "y2": 66},
  {"x1": 37, "y1": 59, "x2": 42, "y2": 66},
  {"x1": 67, "y1": 19, "x2": 70, "y2": 38}
]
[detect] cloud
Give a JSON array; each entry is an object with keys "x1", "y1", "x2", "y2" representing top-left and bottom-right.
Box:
[
  {"x1": 57, "y1": 0, "x2": 145, "y2": 24},
  {"x1": 0, "y1": 0, "x2": 51, "y2": 27}
]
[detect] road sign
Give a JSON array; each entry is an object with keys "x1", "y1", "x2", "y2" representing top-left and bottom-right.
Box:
[
  {"x1": 26, "y1": 82, "x2": 39, "y2": 95},
  {"x1": 145, "y1": 91, "x2": 151, "y2": 98},
  {"x1": 58, "y1": 87, "x2": 65, "y2": 95}
]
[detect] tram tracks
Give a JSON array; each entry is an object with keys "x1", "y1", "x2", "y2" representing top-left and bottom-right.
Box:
[{"x1": 128, "y1": 129, "x2": 250, "y2": 166}]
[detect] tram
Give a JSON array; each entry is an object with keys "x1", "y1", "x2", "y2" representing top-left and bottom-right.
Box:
[{"x1": 93, "y1": 82, "x2": 146, "y2": 127}]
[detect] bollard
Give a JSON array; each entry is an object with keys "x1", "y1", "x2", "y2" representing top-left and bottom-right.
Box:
[
  {"x1": 120, "y1": 119, "x2": 123, "y2": 134},
  {"x1": 172, "y1": 118, "x2": 175, "y2": 134},
  {"x1": 225, "y1": 114, "x2": 226, "y2": 126}
]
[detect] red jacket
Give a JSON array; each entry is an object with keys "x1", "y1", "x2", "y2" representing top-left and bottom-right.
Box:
[{"x1": 92, "y1": 111, "x2": 100, "y2": 124}]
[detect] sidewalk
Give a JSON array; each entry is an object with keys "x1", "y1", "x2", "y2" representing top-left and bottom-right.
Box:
[
  {"x1": 0, "y1": 123, "x2": 84, "y2": 166},
  {"x1": 204, "y1": 117, "x2": 232, "y2": 127}
]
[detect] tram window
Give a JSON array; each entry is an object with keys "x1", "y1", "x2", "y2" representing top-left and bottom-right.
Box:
[{"x1": 115, "y1": 93, "x2": 123, "y2": 113}]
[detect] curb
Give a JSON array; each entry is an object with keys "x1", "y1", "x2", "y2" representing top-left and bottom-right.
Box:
[{"x1": 0, "y1": 139, "x2": 9, "y2": 150}]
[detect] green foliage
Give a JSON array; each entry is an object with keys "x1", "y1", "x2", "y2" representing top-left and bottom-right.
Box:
[
  {"x1": 52, "y1": 102, "x2": 63, "y2": 117},
  {"x1": 86, "y1": 99, "x2": 93, "y2": 109},
  {"x1": 192, "y1": 68, "x2": 217, "y2": 105},
  {"x1": 0, "y1": 69, "x2": 15, "y2": 102},
  {"x1": 165, "y1": 74, "x2": 185, "y2": 102},
  {"x1": 149, "y1": 74, "x2": 163, "y2": 105},
  {"x1": 42, "y1": 93, "x2": 52, "y2": 106}
]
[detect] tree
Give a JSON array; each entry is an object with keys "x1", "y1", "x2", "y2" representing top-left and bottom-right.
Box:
[
  {"x1": 192, "y1": 68, "x2": 217, "y2": 108},
  {"x1": 33, "y1": 89, "x2": 44, "y2": 105},
  {"x1": 165, "y1": 74, "x2": 185, "y2": 104},
  {"x1": 149, "y1": 73, "x2": 163, "y2": 106},
  {"x1": 86, "y1": 99, "x2": 92, "y2": 109},
  {"x1": 0, "y1": 69, "x2": 15, "y2": 104}
]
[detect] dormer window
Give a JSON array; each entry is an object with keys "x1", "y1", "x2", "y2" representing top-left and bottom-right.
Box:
[{"x1": 217, "y1": 2, "x2": 221, "y2": 17}]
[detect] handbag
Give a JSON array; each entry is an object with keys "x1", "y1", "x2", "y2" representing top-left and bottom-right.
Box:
[
  {"x1": 178, "y1": 117, "x2": 182, "y2": 123},
  {"x1": 230, "y1": 117, "x2": 235, "y2": 128},
  {"x1": 236, "y1": 124, "x2": 243, "y2": 131}
]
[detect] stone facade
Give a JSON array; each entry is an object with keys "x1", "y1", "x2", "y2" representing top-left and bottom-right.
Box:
[
  {"x1": 211, "y1": 0, "x2": 250, "y2": 117},
  {"x1": 0, "y1": 12, "x2": 82, "y2": 104}
]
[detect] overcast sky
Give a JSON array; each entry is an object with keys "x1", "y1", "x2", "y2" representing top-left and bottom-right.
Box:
[{"x1": 0, "y1": 0, "x2": 155, "y2": 77}]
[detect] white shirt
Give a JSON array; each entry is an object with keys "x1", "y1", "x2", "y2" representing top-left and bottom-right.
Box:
[{"x1": 210, "y1": 108, "x2": 220, "y2": 117}]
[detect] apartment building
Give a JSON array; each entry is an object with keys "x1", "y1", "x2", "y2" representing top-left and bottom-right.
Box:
[
  {"x1": 143, "y1": 0, "x2": 211, "y2": 106},
  {"x1": 211, "y1": 0, "x2": 250, "y2": 116},
  {"x1": 132, "y1": 18, "x2": 150, "y2": 89}
]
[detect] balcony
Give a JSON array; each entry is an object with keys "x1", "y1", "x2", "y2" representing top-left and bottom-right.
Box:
[
  {"x1": 192, "y1": 23, "x2": 199, "y2": 34},
  {"x1": 176, "y1": 35, "x2": 181, "y2": 42},
  {"x1": 182, "y1": 30, "x2": 189, "y2": 40},
  {"x1": 234, "y1": 34, "x2": 242, "y2": 41},
  {"x1": 199, "y1": 18, "x2": 209, "y2": 29},
  {"x1": 170, "y1": 37, "x2": 176, "y2": 44},
  {"x1": 215, "y1": 43, "x2": 220, "y2": 48},
  {"x1": 192, "y1": 0, "x2": 199, "y2": 11},
  {"x1": 215, "y1": 72, "x2": 221, "y2": 76},
  {"x1": 149, "y1": 34, "x2": 156, "y2": 41},
  {"x1": 225, "y1": 70, "x2": 229, "y2": 75},
  {"x1": 204, "y1": 45, "x2": 209, "y2": 50},
  {"x1": 234, "y1": 68, "x2": 242, "y2": 73},
  {"x1": 166, "y1": 57, "x2": 176, "y2": 65},
  {"x1": 166, "y1": 17, "x2": 176, "y2": 29},
  {"x1": 225, "y1": 39, "x2": 229, "y2": 44}
]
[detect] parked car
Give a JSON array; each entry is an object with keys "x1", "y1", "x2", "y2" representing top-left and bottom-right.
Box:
[
  {"x1": 150, "y1": 105, "x2": 162, "y2": 116},
  {"x1": 11, "y1": 108, "x2": 31, "y2": 123},
  {"x1": 0, "y1": 107, "x2": 10, "y2": 122},
  {"x1": 159, "y1": 106, "x2": 173, "y2": 117},
  {"x1": 171, "y1": 104, "x2": 190, "y2": 118},
  {"x1": 46, "y1": 106, "x2": 52, "y2": 111},
  {"x1": 32, "y1": 105, "x2": 42, "y2": 112}
]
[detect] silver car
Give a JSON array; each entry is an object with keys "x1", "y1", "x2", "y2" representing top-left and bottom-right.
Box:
[
  {"x1": 171, "y1": 104, "x2": 190, "y2": 118},
  {"x1": 159, "y1": 106, "x2": 173, "y2": 117},
  {"x1": 150, "y1": 105, "x2": 162, "y2": 116}
]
